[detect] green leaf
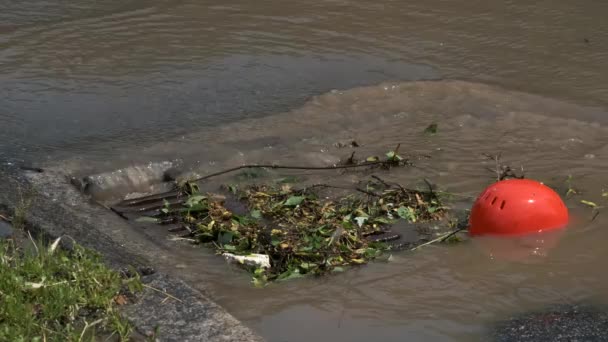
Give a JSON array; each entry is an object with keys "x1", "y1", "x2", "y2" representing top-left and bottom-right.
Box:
[
  {"x1": 364, "y1": 247, "x2": 382, "y2": 258},
  {"x1": 252, "y1": 276, "x2": 267, "y2": 288},
  {"x1": 135, "y1": 217, "x2": 159, "y2": 224},
  {"x1": 341, "y1": 220, "x2": 355, "y2": 230},
  {"x1": 231, "y1": 215, "x2": 245, "y2": 225},
  {"x1": 218, "y1": 231, "x2": 234, "y2": 245},
  {"x1": 187, "y1": 181, "x2": 200, "y2": 193},
  {"x1": 373, "y1": 217, "x2": 391, "y2": 224},
  {"x1": 254, "y1": 267, "x2": 265, "y2": 276},
  {"x1": 185, "y1": 195, "x2": 206, "y2": 205},
  {"x1": 227, "y1": 185, "x2": 238, "y2": 195},
  {"x1": 424, "y1": 123, "x2": 438, "y2": 134},
  {"x1": 198, "y1": 232, "x2": 213, "y2": 241},
  {"x1": 250, "y1": 209, "x2": 262, "y2": 219},
  {"x1": 284, "y1": 196, "x2": 305, "y2": 207},
  {"x1": 316, "y1": 225, "x2": 333, "y2": 237},
  {"x1": 385, "y1": 151, "x2": 403, "y2": 161},
  {"x1": 581, "y1": 200, "x2": 598, "y2": 208},
  {"x1": 180, "y1": 203, "x2": 207, "y2": 213},
  {"x1": 366, "y1": 156, "x2": 379, "y2": 162},
  {"x1": 397, "y1": 206, "x2": 417, "y2": 222},
  {"x1": 271, "y1": 237, "x2": 281, "y2": 247},
  {"x1": 300, "y1": 262, "x2": 313, "y2": 270},
  {"x1": 222, "y1": 244, "x2": 236, "y2": 251},
  {"x1": 277, "y1": 268, "x2": 304, "y2": 281},
  {"x1": 161, "y1": 199, "x2": 171, "y2": 214}
]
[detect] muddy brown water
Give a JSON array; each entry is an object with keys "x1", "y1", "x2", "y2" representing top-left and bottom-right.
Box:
[
  {"x1": 3, "y1": 1, "x2": 608, "y2": 341},
  {"x1": 44, "y1": 80, "x2": 608, "y2": 342},
  {"x1": 2, "y1": 0, "x2": 608, "y2": 161}
]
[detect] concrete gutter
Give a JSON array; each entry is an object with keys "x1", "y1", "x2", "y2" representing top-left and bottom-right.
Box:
[{"x1": 0, "y1": 163, "x2": 264, "y2": 342}]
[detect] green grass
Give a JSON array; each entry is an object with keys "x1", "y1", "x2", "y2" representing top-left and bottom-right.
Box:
[{"x1": 0, "y1": 238, "x2": 141, "y2": 341}]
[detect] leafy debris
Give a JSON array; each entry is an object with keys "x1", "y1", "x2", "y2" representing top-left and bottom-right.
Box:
[{"x1": 141, "y1": 178, "x2": 449, "y2": 286}]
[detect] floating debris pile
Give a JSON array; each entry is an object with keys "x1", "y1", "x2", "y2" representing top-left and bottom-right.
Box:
[{"x1": 110, "y1": 147, "x2": 467, "y2": 285}]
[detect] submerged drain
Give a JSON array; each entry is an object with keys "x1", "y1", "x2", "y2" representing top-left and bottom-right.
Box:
[
  {"x1": 110, "y1": 186, "x2": 430, "y2": 249},
  {"x1": 77, "y1": 153, "x2": 467, "y2": 284}
]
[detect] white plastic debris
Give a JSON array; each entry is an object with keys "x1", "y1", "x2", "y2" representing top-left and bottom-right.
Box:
[
  {"x1": 48, "y1": 237, "x2": 62, "y2": 254},
  {"x1": 223, "y1": 253, "x2": 270, "y2": 269}
]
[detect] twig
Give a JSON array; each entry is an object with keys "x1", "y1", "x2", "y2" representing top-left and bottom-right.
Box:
[
  {"x1": 189, "y1": 160, "x2": 393, "y2": 184},
  {"x1": 369, "y1": 175, "x2": 420, "y2": 196},
  {"x1": 142, "y1": 284, "x2": 183, "y2": 303},
  {"x1": 483, "y1": 152, "x2": 502, "y2": 181},
  {"x1": 0, "y1": 214, "x2": 10, "y2": 222},
  {"x1": 343, "y1": 151, "x2": 357, "y2": 165},
  {"x1": 393, "y1": 143, "x2": 401, "y2": 157},
  {"x1": 591, "y1": 210, "x2": 600, "y2": 222},
  {"x1": 104, "y1": 331, "x2": 117, "y2": 342},
  {"x1": 371, "y1": 175, "x2": 391, "y2": 188},
  {"x1": 48, "y1": 237, "x2": 61, "y2": 254},
  {"x1": 79, "y1": 318, "x2": 104, "y2": 342},
  {"x1": 25, "y1": 280, "x2": 74, "y2": 289},
  {"x1": 368, "y1": 234, "x2": 401, "y2": 243},
  {"x1": 110, "y1": 160, "x2": 406, "y2": 218},
  {"x1": 32, "y1": 322, "x2": 66, "y2": 340},
  {"x1": 168, "y1": 237, "x2": 197, "y2": 243},
  {"x1": 304, "y1": 183, "x2": 345, "y2": 191},
  {"x1": 27, "y1": 231, "x2": 39, "y2": 255},
  {"x1": 410, "y1": 229, "x2": 463, "y2": 251},
  {"x1": 305, "y1": 183, "x2": 381, "y2": 197},
  {"x1": 493, "y1": 153, "x2": 502, "y2": 181},
  {"x1": 117, "y1": 191, "x2": 181, "y2": 207},
  {"x1": 483, "y1": 152, "x2": 524, "y2": 181},
  {"x1": 439, "y1": 227, "x2": 466, "y2": 242},
  {"x1": 355, "y1": 187, "x2": 381, "y2": 197},
  {"x1": 423, "y1": 178, "x2": 437, "y2": 199}
]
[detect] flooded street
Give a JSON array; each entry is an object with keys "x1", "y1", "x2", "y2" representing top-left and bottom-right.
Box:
[
  {"x1": 2, "y1": 1, "x2": 608, "y2": 341},
  {"x1": 45, "y1": 80, "x2": 608, "y2": 342}
]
